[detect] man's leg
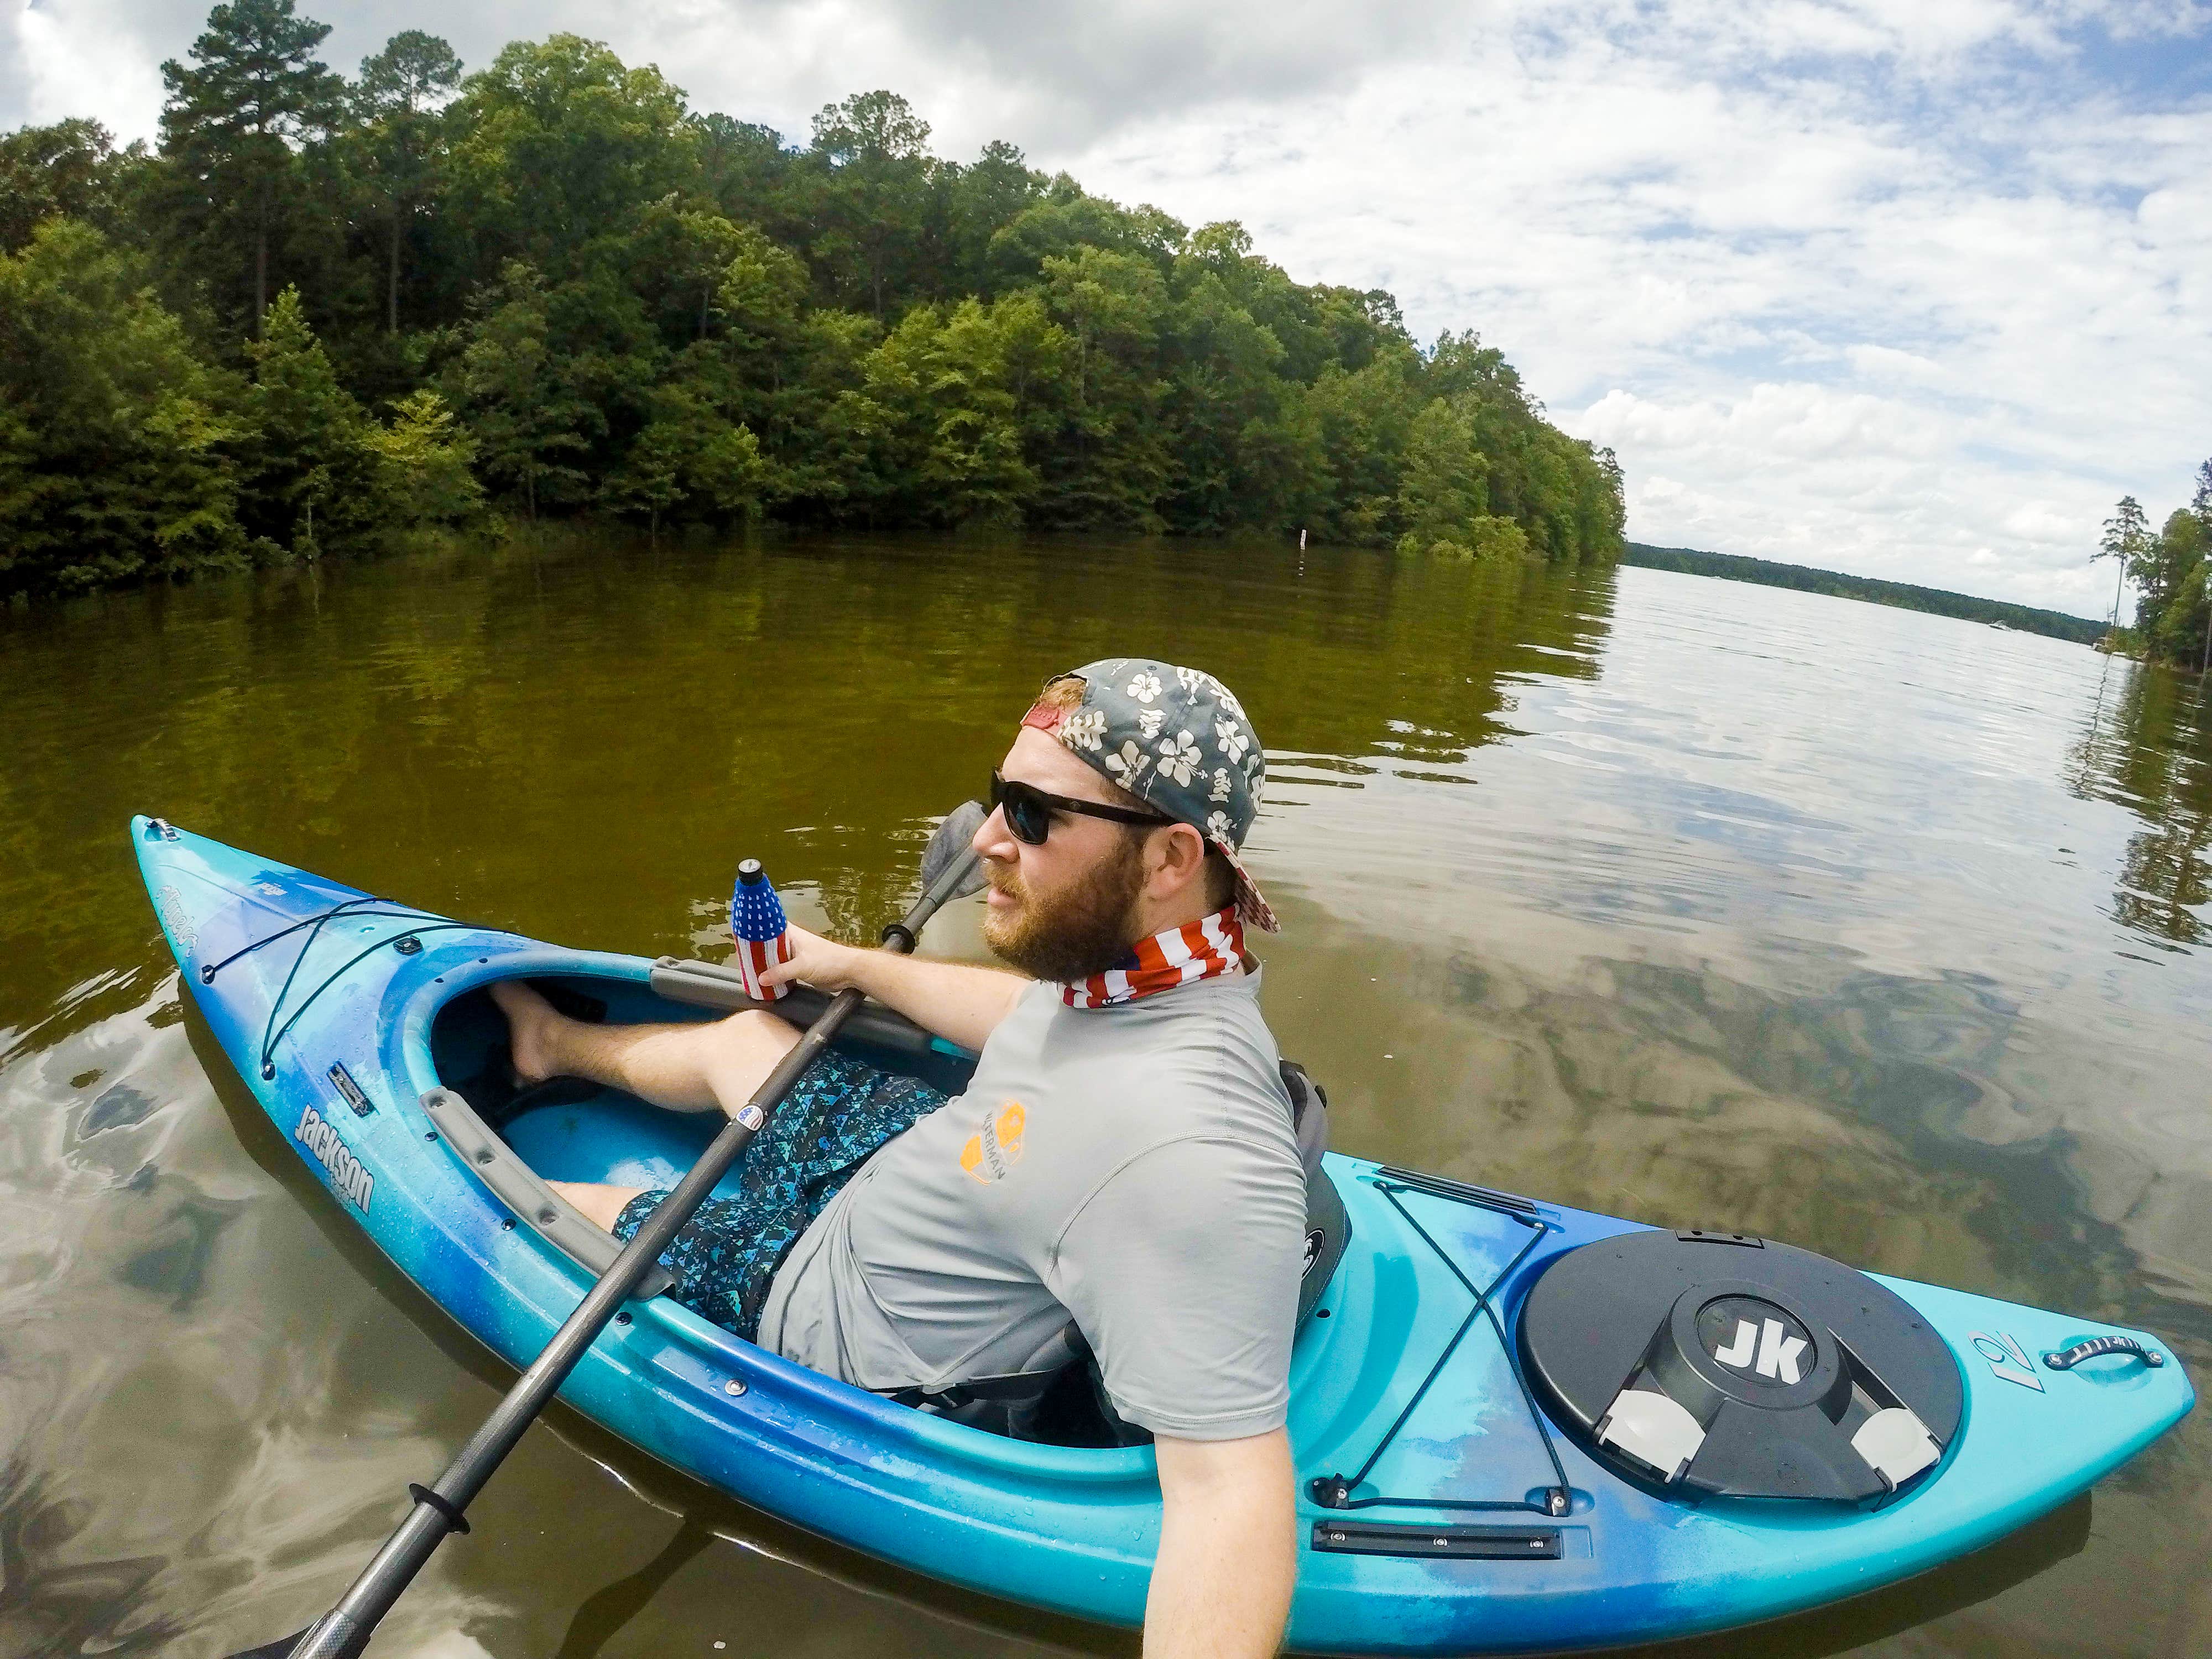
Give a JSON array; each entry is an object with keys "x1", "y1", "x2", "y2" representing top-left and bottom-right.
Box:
[
  {"x1": 491, "y1": 979, "x2": 800, "y2": 1113},
  {"x1": 491, "y1": 979, "x2": 801, "y2": 1233},
  {"x1": 554, "y1": 1181, "x2": 649, "y2": 1230}
]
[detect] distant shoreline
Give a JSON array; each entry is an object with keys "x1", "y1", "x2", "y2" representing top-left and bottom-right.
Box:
[{"x1": 1621, "y1": 543, "x2": 2105, "y2": 646}]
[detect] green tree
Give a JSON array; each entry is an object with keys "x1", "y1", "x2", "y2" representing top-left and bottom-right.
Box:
[
  {"x1": 844, "y1": 298, "x2": 1047, "y2": 526},
  {"x1": 806, "y1": 91, "x2": 932, "y2": 316},
  {"x1": 2098, "y1": 495, "x2": 2152, "y2": 630},
  {"x1": 7, "y1": 28, "x2": 1635, "y2": 592},
  {"x1": 632, "y1": 203, "x2": 746, "y2": 344},
  {"x1": 238, "y1": 285, "x2": 377, "y2": 554},
  {"x1": 445, "y1": 36, "x2": 695, "y2": 285},
  {"x1": 2136, "y1": 502, "x2": 2208, "y2": 672},
  {"x1": 1396, "y1": 396, "x2": 1526, "y2": 560},
  {"x1": 157, "y1": 0, "x2": 345, "y2": 334},
  {"x1": 2158, "y1": 562, "x2": 2210, "y2": 674},
  {"x1": 696, "y1": 114, "x2": 790, "y2": 216},
  {"x1": 2191, "y1": 460, "x2": 2212, "y2": 672},
  {"x1": 352, "y1": 31, "x2": 462, "y2": 334},
  {"x1": 1037, "y1": 245, "x2": 1171, "y2": 526},
  {"x1": 1306, "y1": 353, "x2": 1420, "y2": 542},
  {"x1": 717, "y1": 222, "x2": 811, "y2": 353},
  {"x1": 2132, "y1": 508, "x2": 2204, "y2": 628},
  {"x1": 0, "y1": 119, "x2": 135, "y2": 251},
  {"x1": 452, "y1": 263, "x2": 598, "y2": 517},
  {"x1": 363, "y1": 389, "x2": 482, "y2": 524},
  {"x1": 945, "y1": 139, "x2": 1043, "y2": 295},
  {"x1": 602, "y1": 380, "x2": 764, "y2": 535},
  {"x1": 0, "y1": 219, "x2": 247, "y2": 594}
]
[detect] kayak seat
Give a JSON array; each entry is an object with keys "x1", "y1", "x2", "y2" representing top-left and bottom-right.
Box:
[{"x1": 902, "y1": 1057, "x2": 1350, "y2": 1447}]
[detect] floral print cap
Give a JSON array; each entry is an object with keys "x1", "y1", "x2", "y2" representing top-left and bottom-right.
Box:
[{"x1": 1022, "y1": 658, "x2": 1279, "y2": 933}]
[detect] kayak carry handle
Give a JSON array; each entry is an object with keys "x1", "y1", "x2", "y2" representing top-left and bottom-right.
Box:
[{"x1": 2042, "y1": 1335, "x2": 2164, "y2": 1371}]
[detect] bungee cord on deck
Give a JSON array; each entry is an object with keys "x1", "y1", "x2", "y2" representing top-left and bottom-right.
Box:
[{"x1": 197, "y1": 893, "x2": 516, "y2": 1080}]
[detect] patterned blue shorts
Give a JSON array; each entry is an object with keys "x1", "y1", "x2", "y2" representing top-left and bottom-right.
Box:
[{"x1": 611, "y1": 1048, "x2": 946, "y2": 1340}]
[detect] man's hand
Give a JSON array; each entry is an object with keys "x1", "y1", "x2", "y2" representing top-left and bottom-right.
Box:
[
  {"x1": 758, "y1": 923, "x2": 1029, "y2": 1053},
  {"x1": 1145, "y1": 1430, "x2": 1296, "y2": 1658},
  {"x1": 758, "y1": 923, "x2": 864, "y2": 994}
]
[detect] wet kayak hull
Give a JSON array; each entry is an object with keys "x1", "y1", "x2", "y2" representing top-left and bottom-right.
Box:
[{"x1": 133, "y1": 818, "x2": 2194, "y2": 1654}]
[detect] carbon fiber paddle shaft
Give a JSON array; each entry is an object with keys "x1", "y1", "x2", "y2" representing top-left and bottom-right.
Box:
[{"x1": 253, "y1": 844, "x2": 979, "y2": 1659}]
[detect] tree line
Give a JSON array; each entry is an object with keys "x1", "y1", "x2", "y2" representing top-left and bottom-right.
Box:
[
  {"x1": 1620, "y1": 544, "x2": 2107, "y2": 645},
  {"x1": 2096, "y1": 462, "x2": 2212, "y2": 671},
  {"x1": 0, "y1": 1, "x2": 1627, "y2": 601}
]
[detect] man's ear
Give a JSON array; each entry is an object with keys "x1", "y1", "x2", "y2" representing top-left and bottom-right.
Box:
[{"x1": 1147, "y1": 822, "x2": 1209, "y2": 898}]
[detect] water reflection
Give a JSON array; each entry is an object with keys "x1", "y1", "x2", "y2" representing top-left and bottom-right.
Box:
[
  {"x1": 2066, "y1": 663, "x2": 2211, "y2": 947},
  {"x1": 2, "y1": 539, "x2": 2209, "y2": 1657}
]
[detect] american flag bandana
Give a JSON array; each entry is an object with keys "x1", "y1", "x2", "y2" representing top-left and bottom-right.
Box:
[
  {"x1": 1061, "y1": 905, "x2": 1246, "y2": 1009},
  {"x1": 729, "y1": 861, "x2": 795, "y2": 1001}
]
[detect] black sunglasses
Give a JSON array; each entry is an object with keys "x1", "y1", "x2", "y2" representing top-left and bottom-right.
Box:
[{"x1": 990, "y1": 770, "x2": 1172, "y2": 846}]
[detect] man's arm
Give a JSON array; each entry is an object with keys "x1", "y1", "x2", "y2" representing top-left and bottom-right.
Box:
[
  {"x1": 760, "y1": 923, "x2": 1028, "y2": 1053},
  {"x1": 1146, "y1": 1430, "x2": 1296, "y2": 1658}
]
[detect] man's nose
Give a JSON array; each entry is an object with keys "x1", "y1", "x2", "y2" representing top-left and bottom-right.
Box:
[{"x1": 973, "y1": 805, "x2": 1018, "y2": 862}]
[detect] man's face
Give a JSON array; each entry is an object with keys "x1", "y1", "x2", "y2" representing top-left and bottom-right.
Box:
[{"x1": 973, "y1": 727, "x2": 1149, "y2": 982}]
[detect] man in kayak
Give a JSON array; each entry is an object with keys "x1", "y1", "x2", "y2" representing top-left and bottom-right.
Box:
[{"x1": 492, "y1": 658, "x2": 1305, "y2": 1657}]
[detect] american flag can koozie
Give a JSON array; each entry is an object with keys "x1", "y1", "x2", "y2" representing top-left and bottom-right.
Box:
[{"x1": 729, "y1": 858, "x2": 794, "y2": 1001}]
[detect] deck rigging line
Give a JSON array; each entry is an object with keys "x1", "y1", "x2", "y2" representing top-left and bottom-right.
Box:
[
  {"x1": 199, "y1": 895, "x2": 513, "y2": 1079},
  {"x1": 1312, "y1": 1175, "x2": 1573, "y2": 1520}
]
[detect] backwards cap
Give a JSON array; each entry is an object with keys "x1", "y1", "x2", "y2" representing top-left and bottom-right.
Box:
[{"x1": 1021, "y1": 658, "x2": 1277, "y2": 933}]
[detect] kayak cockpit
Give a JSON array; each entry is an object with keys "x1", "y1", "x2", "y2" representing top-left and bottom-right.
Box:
[{"x1": 424, "y1": 966, "x2": 1346, "y2": 1448}]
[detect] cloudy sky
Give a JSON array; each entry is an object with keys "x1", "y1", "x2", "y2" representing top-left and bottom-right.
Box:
[{"x1": 8, "y1": 0, "x2": 2210, "y2": 615}]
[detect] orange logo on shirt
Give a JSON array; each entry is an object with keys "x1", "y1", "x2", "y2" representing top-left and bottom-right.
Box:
[{"x1": 961, "y1": 1101, "x2": 1026, "y2": 1185}]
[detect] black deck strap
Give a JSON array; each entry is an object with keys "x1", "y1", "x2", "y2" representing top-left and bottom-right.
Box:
[
  {"x1": 1373, "y1": 1166, "x2": 1541, "y2": 1220},
  {"x1": 1309, "y1": 1178, "x2": 1571, "y2": 1520},
  {"x1": 1311, "y1": 1520, "x2": 1561, "y2": 1561},
  {"x1": 406, "y1": 1483, "x2": 472, "y2": 1535},
  {"x1": 2043, "y1": 1334, "x2": 2164, "y2": 1370}
]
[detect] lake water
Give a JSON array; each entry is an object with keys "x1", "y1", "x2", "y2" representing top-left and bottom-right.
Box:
[{"x1": 2, "y1": 534, "x2": 2207, "y2": 1658}]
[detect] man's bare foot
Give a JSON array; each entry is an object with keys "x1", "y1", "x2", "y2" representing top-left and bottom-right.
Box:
[{"x1": 489, "y1": 979, "x2": 565, "y2": 1086}]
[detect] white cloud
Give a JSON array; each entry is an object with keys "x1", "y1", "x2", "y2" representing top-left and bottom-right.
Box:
[
  {"x1": 4, "y1": 0, "x2": 2209, "y2": 614},
  {"x1": 1062, "y1": 4, "x2": 2212, "y2": 612},
  {"x1": 10, "y1": 0, "x2": 167, "y2": 134}
]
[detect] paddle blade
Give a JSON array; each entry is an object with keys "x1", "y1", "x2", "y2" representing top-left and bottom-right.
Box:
[{"x1": 920, "y1": 801, "x2": 988, "y2": 900}]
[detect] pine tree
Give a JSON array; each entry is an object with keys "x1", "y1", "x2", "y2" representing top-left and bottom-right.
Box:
[
  {"x1": 241, "y1": 286, "x2": 373, "y2": 552},
  {"x1": 2097, "y1": 495, "x2": 2152, "y2": 630},
  {"x1": 353, "y1": 32, "x2": 461, "y2": 335},
  {"x1": 158, "y1": 0, "x2": 344, "y2": 335}
]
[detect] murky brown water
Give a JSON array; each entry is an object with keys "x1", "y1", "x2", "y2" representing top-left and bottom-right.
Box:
[{"x1": 2, "y1": 532, "x2": 2208, "y2": 1658}]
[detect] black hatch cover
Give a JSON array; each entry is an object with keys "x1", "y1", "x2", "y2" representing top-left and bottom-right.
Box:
[{"x1": 1518, "y1": 1229, "x2": 1964, "y2": 1504}]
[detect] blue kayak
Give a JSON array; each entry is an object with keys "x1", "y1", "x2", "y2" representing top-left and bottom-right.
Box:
[{"x1": 133, "y1": 817, "x2": 2193, "y2": 1655}]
